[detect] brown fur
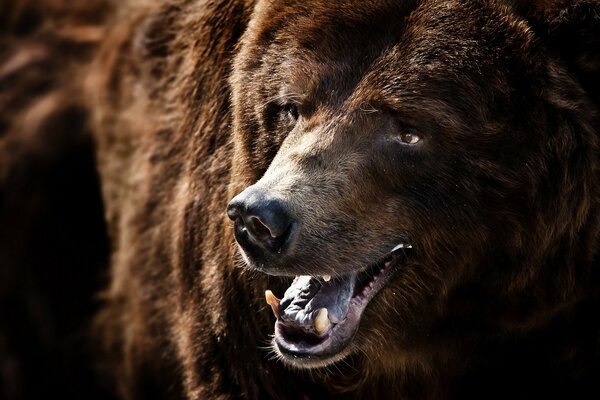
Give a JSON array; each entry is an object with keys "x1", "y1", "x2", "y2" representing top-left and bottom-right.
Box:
[{"x1": 2, "y1": 0, "x2": 600, "y2": 399}]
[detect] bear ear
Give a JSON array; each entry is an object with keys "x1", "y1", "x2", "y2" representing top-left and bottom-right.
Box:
[{"x1": 512, "y1": 0, "x2": 600, "y2": 103}]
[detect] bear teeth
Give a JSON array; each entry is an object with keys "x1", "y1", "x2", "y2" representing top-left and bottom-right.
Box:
[
  {"x1": 391, "y1": 243, "x2": 412, "y2": 253},
  {"x1": 314, "y1": 308, "x2": 330, "y2": 334},
  {"x1": 265, "y1": 290, "x2": 281, "y2": 319}
]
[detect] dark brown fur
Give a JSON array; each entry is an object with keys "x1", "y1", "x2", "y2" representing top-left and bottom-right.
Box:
[{"x1": 2, "y1": 0, "x2": 600, "y2": 399}]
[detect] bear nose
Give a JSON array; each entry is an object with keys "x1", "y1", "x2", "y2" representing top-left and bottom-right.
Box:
[{"x1": 227, "y1": 189, "x2": 295, "y2": 254}]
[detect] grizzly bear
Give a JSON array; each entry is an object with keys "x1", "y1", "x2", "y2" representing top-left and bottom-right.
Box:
[
  {"x1": 2, "y1": 0, "x2": 600, "y2": 399},
  {"x1": 87, "y1": 0, "x2": 600, "y2": 398}
]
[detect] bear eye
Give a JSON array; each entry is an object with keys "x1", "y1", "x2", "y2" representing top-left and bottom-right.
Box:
[
  {"x1": 282, "y1": 103, "x2": 299, "y2": 123},
  {"x1": 398, "y1": 131, "x2": 421, "y2": 145}
]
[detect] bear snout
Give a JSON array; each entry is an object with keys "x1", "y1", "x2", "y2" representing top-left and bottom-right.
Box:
[{"x1": 227, "y1": 188, "x2": 297, "y2": 261}]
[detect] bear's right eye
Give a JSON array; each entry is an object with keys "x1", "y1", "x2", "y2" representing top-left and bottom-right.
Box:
[
  {"x1": 281, "y1": 103, "x2": 299, "y2": 124},
  {"x1": 263, "y1": 102, "x2": 300, "y2": 133}
]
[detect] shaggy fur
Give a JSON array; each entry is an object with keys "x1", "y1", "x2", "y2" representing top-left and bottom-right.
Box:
[{"x1": 2, "y1": 0, "x2": 600, "y2": 399}]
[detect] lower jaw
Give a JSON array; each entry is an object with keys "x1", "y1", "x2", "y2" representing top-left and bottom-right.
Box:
[
  {"x1": 274, "y1": 323, "x2": 356, "y2": 368},
  {"x1": 271, "y1": 251, "x2": 408, "y2": 368},
  {"x1": 273, "y1": 303, "x2": 362, "y2": 367}
]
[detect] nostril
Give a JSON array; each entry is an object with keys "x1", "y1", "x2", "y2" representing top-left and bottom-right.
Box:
[
  {"x1": 248, "y1": 216, "x2": 274, "y2": 239},
  {"x1": 245, "y1": 216, "x2": 295, "y2": 254},
  {"x1": 227, "y1": 189, "x2": 296, "y2": 254},
  {"x1": 226, "y1": 202, "x2": 241, "y2": 221}
]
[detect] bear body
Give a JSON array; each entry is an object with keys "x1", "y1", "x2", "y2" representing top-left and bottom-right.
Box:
[
  {"x1": 89, "y1": 1, "x2": 600, "y2": 399},
  {"x1": 2, "y1": 0, "x2": 599, "y2": 399}
]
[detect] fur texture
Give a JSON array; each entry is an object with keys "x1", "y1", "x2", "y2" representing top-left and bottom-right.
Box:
[{"x1": 2, "y1": 0, "x2": 600, "y2": 399}]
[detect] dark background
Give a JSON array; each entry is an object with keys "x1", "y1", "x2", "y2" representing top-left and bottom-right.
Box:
[{"x1": 1, "y1": 1, "x2": 115, "y2": 398}]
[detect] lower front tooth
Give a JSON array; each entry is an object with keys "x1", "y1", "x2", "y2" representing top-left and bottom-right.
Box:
[{"x1": 314, "y1": 308, "x2": 330, "y2": 334}]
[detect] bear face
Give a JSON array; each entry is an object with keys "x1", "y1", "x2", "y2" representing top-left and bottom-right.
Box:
[{"x1": 228, "y1": 0, "x2": 599, "y2": 369}]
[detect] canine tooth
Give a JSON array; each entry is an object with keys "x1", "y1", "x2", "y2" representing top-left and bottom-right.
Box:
[
  {"x1": 323, "y1": 275, "x2": 331, "y2": 282},
  {"x1": 265, "y1": 290, "x2": 281, "y2": 319},
  {"x1": 314, "y1": 308, "x2": 330, "y2": 334},
  {"x1": 391, "y1": 243, "x2": 412, "y2": 252}
]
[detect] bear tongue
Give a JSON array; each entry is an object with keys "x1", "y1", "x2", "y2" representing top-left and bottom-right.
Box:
[{"x1": 278, "y1": 274, "x2": 356, "y2": 332}]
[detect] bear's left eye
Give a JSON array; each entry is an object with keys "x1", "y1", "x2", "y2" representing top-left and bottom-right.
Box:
[{"x1": 398, "y1": 131, "x2": 421, "y2": 145}]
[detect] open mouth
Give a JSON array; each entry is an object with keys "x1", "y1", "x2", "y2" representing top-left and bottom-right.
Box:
[{"x1": 265, "y1": 243, "x2": 412, "y2": 367}]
